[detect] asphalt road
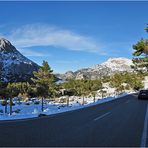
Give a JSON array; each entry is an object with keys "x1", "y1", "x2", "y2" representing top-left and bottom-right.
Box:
[{"x1": 0, "y1": 93, "x2": 148, "y2": 147}]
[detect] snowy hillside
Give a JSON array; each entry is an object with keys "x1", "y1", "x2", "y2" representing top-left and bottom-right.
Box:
[
  {"x1": 0, "y1": 38, "x2": 39, "y2": 82},
  {"x1": 100, "y1": 57, "x2": 133, "y2": 72}
]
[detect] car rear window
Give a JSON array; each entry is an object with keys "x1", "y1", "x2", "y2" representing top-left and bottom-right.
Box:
[{"x1": 139, "y1": 90, "x2": 148, "y2": 94}]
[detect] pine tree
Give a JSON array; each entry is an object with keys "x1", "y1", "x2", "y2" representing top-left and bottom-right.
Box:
[
  {"x1": 132, "y1": 24, "x2": 148, "y2": 73},
  {"x1": 7, "y1": 83, "x2": 19, "y2": 115},
  {"x1": 133, "y1": 39, "x2": 148, "y2": 56},
  {"x1": 32, "y1": 61, "x2": 55, "y2": 112},
  {"x1": 110, "y1": 73, "x2": 124, "y2": 95}
]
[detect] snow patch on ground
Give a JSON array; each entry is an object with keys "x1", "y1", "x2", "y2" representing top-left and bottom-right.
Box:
[{"x1": 0, "y1": 92, "x2": 135, "y2": 121}]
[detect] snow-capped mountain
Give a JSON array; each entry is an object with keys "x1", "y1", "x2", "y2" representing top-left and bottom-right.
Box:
[
  {"x1": 94, "y1": 57, "x2": 133, "y2": 72},
  {"x1": 0, "y1": 38, "x2": 39, "y2": 82},
  {"x1": 57, "y1": 57, "x2": 133, "y2": 80}
]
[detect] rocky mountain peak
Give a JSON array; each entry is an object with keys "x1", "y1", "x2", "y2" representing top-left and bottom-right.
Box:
[
  {"x1": 0, "y1": 38, "x2": 16, "y2": 53},
  {"x1": 101, "y1": 57, "x2": 133, "y2": 72},
  {"x1": 0, "y1": 38, "x2": 39, "y2": 82}
]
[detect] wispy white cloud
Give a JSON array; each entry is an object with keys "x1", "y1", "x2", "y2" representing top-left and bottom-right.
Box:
[
  {"x1": 18, "y1": 48, "x2": 52, "y2": 57},
  {"x1": 7, "y1": 24, "x2": 101, "y2": 53},
  {"x1": 55, "y1": 60, "x2": 79, "y2": 64}
]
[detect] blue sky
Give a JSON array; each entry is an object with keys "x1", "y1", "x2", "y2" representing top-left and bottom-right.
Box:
[{"x1": 0, "y1": 1, "x2": 148, "y2": 73}]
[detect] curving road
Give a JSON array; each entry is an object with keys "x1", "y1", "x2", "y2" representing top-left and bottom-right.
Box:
[{"x1": 0, "y1": 93, "x2": 148, "y2": 147}]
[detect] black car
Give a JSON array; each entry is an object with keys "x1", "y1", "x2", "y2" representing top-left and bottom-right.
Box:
[{"x1": 138, "y1": 90, "x2": 148, "y2": 99}]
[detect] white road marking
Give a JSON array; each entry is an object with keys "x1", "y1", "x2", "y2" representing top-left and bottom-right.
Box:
[
  {"x1": 125, "y1": 100, "x2": 130, "y2": 104},
  {"x1": 141, "y1": 104, "x2": 148, "y2": 148},
  {"x1": 94, "y1": 112, "x2": 111, "y2": 121}
]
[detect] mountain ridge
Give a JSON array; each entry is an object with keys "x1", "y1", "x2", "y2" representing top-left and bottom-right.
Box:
[
  {"x1": 0, "y1": 38, "x2": 134, "y2": 82},
  {"x1": 56, "y1": 57, "x2": 133, "y2": 80}
]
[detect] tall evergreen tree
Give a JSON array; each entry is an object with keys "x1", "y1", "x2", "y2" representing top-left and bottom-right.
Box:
[
  {"x1": 132, "y1": 24, "x2": 148, "y2": 73},
  {"x1": 7, "y1": 83, "x2": 19, "y2": 115},
  {"x1": 133, "y1": 39, "x2": 148, "y2": 56},
  {"x1": 32, "y1": 61, "x2": 55, "y2": 112}
]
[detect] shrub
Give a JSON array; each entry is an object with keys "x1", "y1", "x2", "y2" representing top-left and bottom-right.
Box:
[{"x1": 1, "y1": 101, "x2": 7, "y2": 106}]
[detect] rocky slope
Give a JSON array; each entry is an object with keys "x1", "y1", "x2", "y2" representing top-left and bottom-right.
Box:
[
  {"x1": 56, "y1": 57, "x2": 133, "y2": 80},
  {"x1": 0, "y1": 38, "x2": 39, "y2": 82}
]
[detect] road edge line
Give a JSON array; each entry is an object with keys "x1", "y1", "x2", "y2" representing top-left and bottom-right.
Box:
[{"x1": 141, "y1": 104, "x2": 148, "y2": 147}]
